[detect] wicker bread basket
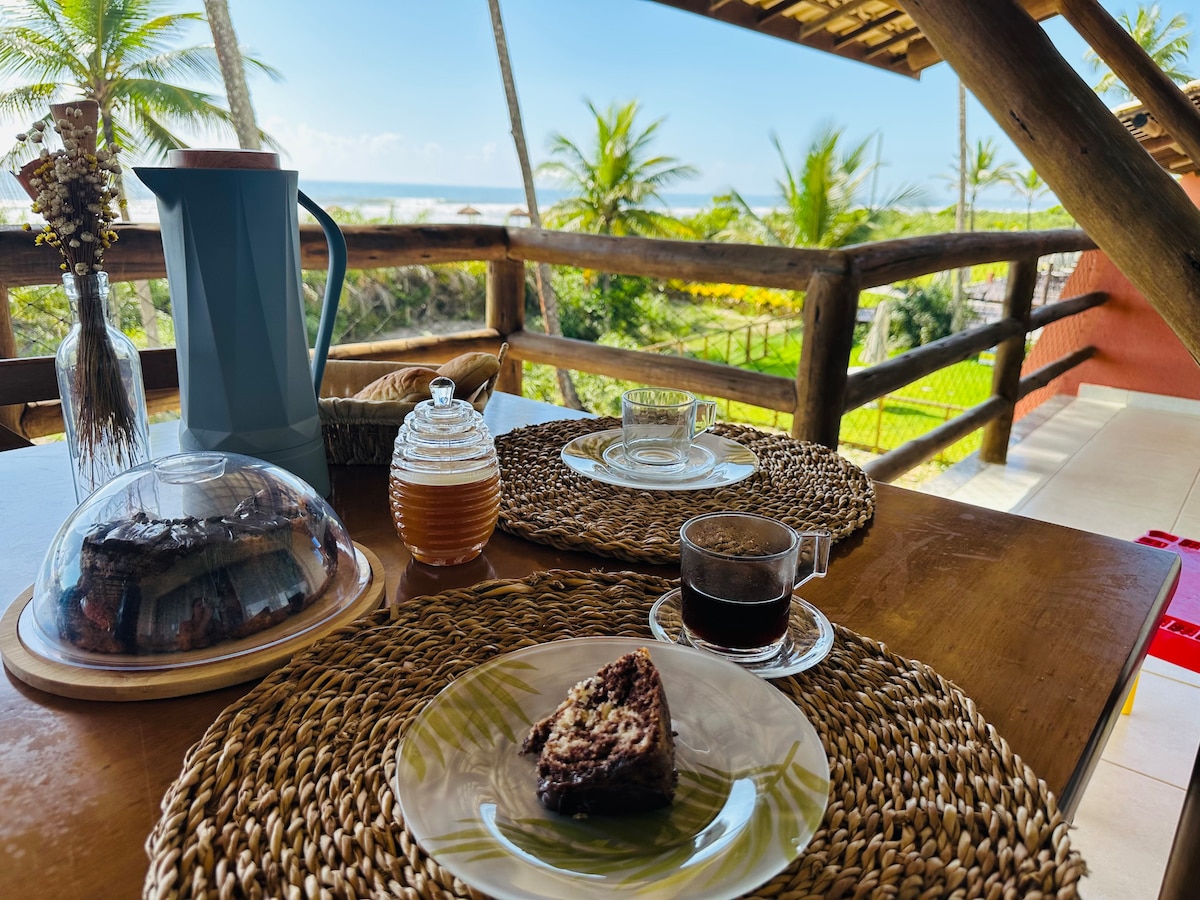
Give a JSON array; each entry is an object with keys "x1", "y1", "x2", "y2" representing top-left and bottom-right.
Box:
[{"x1": 318, "y1": 345, "x2": 505, "y2": 465}]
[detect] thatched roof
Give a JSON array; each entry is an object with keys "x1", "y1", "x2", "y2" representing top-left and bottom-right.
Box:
[
  {"x1": 645, "y1": 0, "x2": 1059, "y2": 78},
  {"x1": 1115, "y1": 80, "x2": 1200, "y2": 176}
]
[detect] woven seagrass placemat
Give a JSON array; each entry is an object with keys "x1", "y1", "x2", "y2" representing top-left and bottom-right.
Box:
[
  {"x1": 495, "y1": 419, "x2": 876, "y2": 564},
  {"x1": 144, "y1": 570, "x2": 1083, "y2": 899}
]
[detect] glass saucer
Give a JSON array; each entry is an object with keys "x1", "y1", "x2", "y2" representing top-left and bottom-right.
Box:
[
  {"x1": 601, "y1": 440, "x2": 717, "y2": 481},
  {"x1": 560, "y1": 429, "x2": 759, "y2": 491},
  {"x1": 648, "y1": 588, "x2": 835, "y2": 679}
]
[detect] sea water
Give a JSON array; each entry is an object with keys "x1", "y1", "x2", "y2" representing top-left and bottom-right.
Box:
[{"x1": 0, "y1": 177, "x2": 772, "y2": 227}]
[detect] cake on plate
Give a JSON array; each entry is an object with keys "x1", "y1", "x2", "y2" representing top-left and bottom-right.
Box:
[{"x1": 521, "y1": 647, "x2": 677, "y2": 815}]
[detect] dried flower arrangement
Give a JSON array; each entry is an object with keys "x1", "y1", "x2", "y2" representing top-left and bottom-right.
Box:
[
  {"x1": 15, "y1": 101, "x2": 120, "y2": 276},
  {"x1": 13, "y1": 99, "x2": 144, "y2": 485}
]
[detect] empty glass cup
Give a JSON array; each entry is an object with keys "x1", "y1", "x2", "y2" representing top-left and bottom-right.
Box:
[{"x1": 618, "y1": 388, "x2": 717, "y2": 473}]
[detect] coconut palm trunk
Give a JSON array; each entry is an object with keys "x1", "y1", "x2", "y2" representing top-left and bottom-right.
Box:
[
  {"x1": 203, "y1": 0, "x2": 261, "y2": 150},
  {"x1": 954, "y1": 80, "x2": 968, "y2": 306},
  {"x1": 486, "y1": 0, "x2": 582, "y2": 410}
]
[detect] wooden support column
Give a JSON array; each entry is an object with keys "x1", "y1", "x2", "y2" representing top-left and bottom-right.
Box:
[
  {"x1": 792, "y1": 266, "x2": 857, "y2": 448},
  {"x1": 1059, "y1": 0, "x2": 1200, "y2": 171},
  {"x1": 901, "y1": 0, "x2": 1200, "y2": 365},
  {"x1": 980, "y1": 257, "x2": 1038, "y2": 464},
  {"x1": 486, "y1": 258, "x2": 525, "y2": 395}
]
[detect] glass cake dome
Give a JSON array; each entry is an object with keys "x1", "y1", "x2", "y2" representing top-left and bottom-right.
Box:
[{"x1": 24, "y1": 451, "x2": 367, "y2": 670}]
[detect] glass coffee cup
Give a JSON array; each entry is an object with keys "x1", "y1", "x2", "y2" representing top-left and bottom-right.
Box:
[
  {"x1": 679, "y1": 512, "x2": 830, "y2": 663},
  {"x1": 618, "y1": 388, "x2": 718, "y2": 473},
  {"x1": 389, "y1": 377, "x2": 501, "y2": 566}
]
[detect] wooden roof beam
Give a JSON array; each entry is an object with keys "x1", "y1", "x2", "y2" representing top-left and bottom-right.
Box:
[
  {"x1": 864, "y1": 25, "x2": 920, "y2": 60},
  {"x1": 901, "y1": 0, "x2": 1200, "y2": 363},
  {"x1": 1059, "y1": 0, "x2": 1200, "y2": 172},
  {"x1": 757, "y1": 1, "x2": 808, "y2": 27},
  {"x1": 832, "y1": 8, "x2": 904, "y2": 47},
  {"x1": 799, "y1": 0, "x2": 876, "y2": 39}
]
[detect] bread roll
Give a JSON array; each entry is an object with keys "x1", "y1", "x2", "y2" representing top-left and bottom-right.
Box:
[
  {"x1": 438, "y1": 352, "x2": 501, "y2": 398},
  {"x1": 352, "y1": 366, "x2": 439, "y2": 401}
]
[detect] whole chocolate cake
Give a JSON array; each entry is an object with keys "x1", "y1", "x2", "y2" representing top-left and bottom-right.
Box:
[
  {"x1": 521, "y1": 647, "x2": 677, "y2": 815},
  {"x1": 58, "y1": 492, "x2": 339, "y2": 655}
]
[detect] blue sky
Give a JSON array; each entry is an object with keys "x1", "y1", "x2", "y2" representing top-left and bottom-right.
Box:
[
  {"x1": 219, "y1": 0, "x2": 1144, "y2": 208},
  {"x1": 3, "y1": 0, "x2": 1176, "y2": 209}
]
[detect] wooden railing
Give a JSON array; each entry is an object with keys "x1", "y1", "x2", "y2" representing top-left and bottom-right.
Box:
[{"x1": 0, "y1": 223, "x2": 1100, "y2": 480}]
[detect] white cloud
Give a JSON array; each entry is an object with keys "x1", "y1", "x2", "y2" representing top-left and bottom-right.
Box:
[{"x1": 261, "y1": 116, "x2": 519, "y2": 186}]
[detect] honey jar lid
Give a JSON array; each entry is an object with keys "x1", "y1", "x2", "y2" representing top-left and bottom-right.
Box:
[{"x1": 393, "y1": 377, "x2": 496, "y2": 467}]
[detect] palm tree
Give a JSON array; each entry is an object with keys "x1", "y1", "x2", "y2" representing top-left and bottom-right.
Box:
[
  {"x1": 721, "y1": 124, "x2": 924, "y2": 249},
  {"x1": 202, "y1": 0, "x2": 259, "y2": 150},
  {"x1": 0, "y1": 0, "x2": 276, "y2": 218},
  {"x1": 486, "y1": 0, "x2": 580, "y2": 408},
  {"x1": 539, "y1": 100, "x2": 699, "y2": 237},
  {"x1": 1013, "y1": 168, "x2": 1051, "y2": 230},
  {"x1": 1086, "y1": 4, "x2": 1193, "y2": 99},
  {"x1": 962, "y1": 138, "x2": 1018, "y2": 232}
]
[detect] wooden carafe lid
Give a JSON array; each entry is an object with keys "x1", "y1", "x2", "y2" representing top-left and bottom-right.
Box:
[{"x1": 167, "y1": 149, "x2": 280, "y2": 169}]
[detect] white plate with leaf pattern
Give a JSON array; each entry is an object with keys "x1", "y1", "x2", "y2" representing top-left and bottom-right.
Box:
[
  {"x1": 395, "y1": 637, "x2": 829, "y2": 900},
  {"x1": 561, "y1": 430, "x2": 759, "y2": 490}
]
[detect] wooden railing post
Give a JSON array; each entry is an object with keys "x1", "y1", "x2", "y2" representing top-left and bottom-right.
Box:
[
  {"x1": 486, "y1": 258, "x2": 526, "y2": 395},
  {"x1": 0, "y1": 282, "x2": 28, "y2": 443},
  {"x1": 980, "y1": 257, "x2": 1038, "y2": 464},
  {"x1": 792, "y1": 266, "x2": 857, "y2": 447}
]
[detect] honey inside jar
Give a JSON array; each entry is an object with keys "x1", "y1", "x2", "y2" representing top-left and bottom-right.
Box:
[{"x1": 389, "y1": 468, "x2": 500, "y2": 566}]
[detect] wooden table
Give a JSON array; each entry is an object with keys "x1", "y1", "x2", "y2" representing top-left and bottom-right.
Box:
[{"x1": 0, "y1": 393, "x2": 1179, "y2": 898}]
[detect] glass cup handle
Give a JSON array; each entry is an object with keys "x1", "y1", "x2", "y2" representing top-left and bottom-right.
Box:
[
  {"x1": 693, "y1": 399, "x2": 718, "y2": 436},
  {"x1": 795, "y1": 529, "x2": 831, "y2": 588}
]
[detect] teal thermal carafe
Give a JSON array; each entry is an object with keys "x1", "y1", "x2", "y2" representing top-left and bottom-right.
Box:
[{"x1": 135, "y1": 150, "x2": 346, "y2": 496}]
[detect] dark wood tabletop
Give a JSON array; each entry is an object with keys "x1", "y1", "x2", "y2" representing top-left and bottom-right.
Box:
[{"x1": 0, "y1": 393, "x2": 1179, "y2": 899}]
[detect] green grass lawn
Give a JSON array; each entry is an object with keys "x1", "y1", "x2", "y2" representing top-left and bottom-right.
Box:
[{"x1": 662, "y1": 298, "x2": 995, "y2": 464}]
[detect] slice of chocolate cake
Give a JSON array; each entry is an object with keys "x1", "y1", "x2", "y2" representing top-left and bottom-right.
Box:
[{"x1": 521, "y1": 647, "x2": 677, "y2": 815}]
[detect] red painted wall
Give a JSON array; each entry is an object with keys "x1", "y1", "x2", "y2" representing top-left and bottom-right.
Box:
[{"x1": 1016, "y1": 173, "x2": 1200, "y2": 420}]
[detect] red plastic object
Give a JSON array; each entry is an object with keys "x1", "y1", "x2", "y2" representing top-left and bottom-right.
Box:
[{"x1": 1136, "y1": 530, "x2": 1200, "y2": 672}]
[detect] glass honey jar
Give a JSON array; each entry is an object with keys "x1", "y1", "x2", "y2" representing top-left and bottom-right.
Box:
[{"x1": 388, "y1": 377, "x2": 501, "y2": 565}]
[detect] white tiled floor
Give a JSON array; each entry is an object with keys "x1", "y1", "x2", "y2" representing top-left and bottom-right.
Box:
[{"x1": 923, "y1": 385, "x2": 1200, "y2": 898}]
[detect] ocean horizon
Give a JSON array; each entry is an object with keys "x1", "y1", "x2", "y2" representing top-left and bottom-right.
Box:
[
  {"x1": 0, "y1": 175, "x2": 782, "y2": 226},
  {"x1": 0, "y1": 175, "x2": 1030, "y2": 226}
]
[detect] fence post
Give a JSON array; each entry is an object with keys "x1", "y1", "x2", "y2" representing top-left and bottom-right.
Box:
[
  {"x1": 980, "y1": 256, "x2": 1038, "y2": 464},
  {"x1": 486, "y1": 259, "x2": 526, "y2": 395},
  {"x1": 792, "y1": 266, "x2": 858, "y2": 447}
]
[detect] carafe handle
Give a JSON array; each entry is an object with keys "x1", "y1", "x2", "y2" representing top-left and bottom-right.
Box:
[{"x1": 298, "y1": 189, "x2": 347, "y2": 395}]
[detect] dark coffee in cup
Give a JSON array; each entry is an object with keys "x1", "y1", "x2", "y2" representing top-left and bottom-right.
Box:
[
  {"x1": 679, "y1": 580, "x2": 792, "y2": 651},
  {"x1": 679, "y1": 513, "x2": 830, "y2": 664}
]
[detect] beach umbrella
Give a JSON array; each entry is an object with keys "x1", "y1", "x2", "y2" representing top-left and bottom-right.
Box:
[
  {"x1": 457, "y1": 205, "x2": 481, "y2": 222},
  {"x1": 860, "y1": 299, "x2": 892, "y2": 366},
  {"x1": 508, "y1": 207, "x2": 529, "y2": 218}
]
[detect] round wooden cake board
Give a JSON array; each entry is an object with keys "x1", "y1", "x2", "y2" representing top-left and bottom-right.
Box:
[{"x1": 0, "y1": 543, "x2": 385, "y2": 701}]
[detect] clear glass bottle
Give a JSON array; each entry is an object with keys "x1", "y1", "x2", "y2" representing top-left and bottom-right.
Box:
[
  {"x1": 389, "y1": 376, "x2": 501, "y2": 565},
  {"x1": 55, "y1": 272, "x2": 151, "y2": 502}
]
